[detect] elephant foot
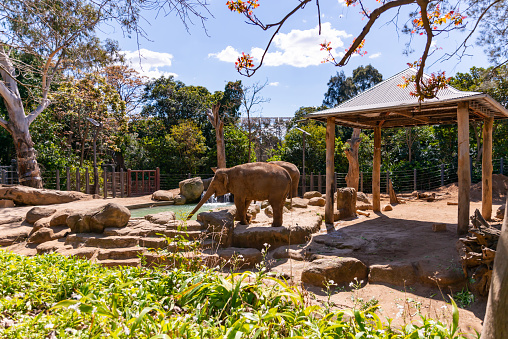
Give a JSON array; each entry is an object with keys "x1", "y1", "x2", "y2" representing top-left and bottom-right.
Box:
[{"x1": 271, "y1": 223, "x2": 283, "y2": 227}]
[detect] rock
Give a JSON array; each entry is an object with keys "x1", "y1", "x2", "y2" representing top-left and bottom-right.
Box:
[
  {"x1": 357, "y1": 192, "x2": 370, "y2": 204},
  {"x1": 179, "y1": 177, "x2": 204, "y2": 203},
  {"x1": 151, "y1": 190, "x2": 175, "y2": 202},
  {"x1": 0, "y1": 216, "x2": 22, "y2": 225},
  {"x1": 496, "y1": 205, "x2": 505, "y2": 220},
  {"x1": 264, "y1": 205, "x2": 290, "y2": 217},
  {"x1": 65, "y1": 234, "x2": 139, "y2": 248},
  {"x1": 308, "y1": 197, "x2": 325, "y2": 207},
  {"x1": 202, "y1": 177, "x2": 213, "y2": 190},
  {"x1": 204, "y1": 247, "x2": 262, "y2": 269},
  {"x1": 145, "y1": 211, "x2": 176, "y2": 224},
  {"x1": 247, "y1": 203, "x2": 261, "y2": 219},
  {"x1": 417, "y1": 260, "x2": 466, "y2": 288},
  {"x1": 0, "y1": 223, "x2": 32, "y2": 246},
  {"x1": 174, "y1": 194, "x2": 186, "y2": 205},
  {"x1": 271, "y1": 245, "x2": 310, "y2": 261},
  {"x1": 36, "y1": 239, "x2": 71, "y2": 254},
  {"x1": 368, "y1": 262, "x2": 418, "y2": 286},
  {"x1": 301, "y1": 257, "x2": 368, "y2": 288},
  {"x1": 0, "y1": 185, "x2": 92, "y2": 205},
  {"x1": 67, "y1": 203, "x2": 130, "y2": 233},
  {"x1": 28, "y1": 226, "x2": 70, "y2": 244},
  {"x1": 26, "y1": 207, "x2": 57, "y2": 224},
  {"x1": 0, "y1": 199, "x2": 14, "y2": 208},
  {"x1": 336, "y1": 188, "x2": 357, "y2": 219},
  {"x1": 198, "y1": 208, "x2": 235, "y2": 247},
  {"x1": 357, "y1": 204, "x2": 373, "y2": 211},
  {"x1": 304, "y1": 191, "x2": 322, "y2": 199},
  {"x1": 50, "y1": 209, "x2": 73, "y2": 227},
  {"x1": 233, "y1": 215, "x2": 322, "y2": 250},
  {"x1": 32, "y1": 216, "x2": 52, "y2": 233},
  {"x1": 382, "y1": 204, "x2": 393, "y2": 211},
  {"x1": 285, "y1": 197, "x2": 308, "y2": 209},
  {"x1": 432, "y1": 223, "x2": 447, "y2": 232}
]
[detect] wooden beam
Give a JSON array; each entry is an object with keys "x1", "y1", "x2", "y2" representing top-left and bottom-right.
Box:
[
  {"x1": 395, "y1": 111, "x2": 430, "y2": 123},
  {"x1": 373, "y1": 126, "x2": 381, "y2": 212},
  {"x1": 333, "y1": 118, "x2": 373, "y2": 129},
  {"x1": 457, "y1": 101, "x2": 471, "y2": 235},
  {"x1": 325, "y1": 117, "x2": 335, "y2": 224},
  {"x1": 482, "y1": 117, "x2": 494, "y2": 220}
]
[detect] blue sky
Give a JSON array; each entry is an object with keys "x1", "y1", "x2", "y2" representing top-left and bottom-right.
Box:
[{"x1": 99, "y1": 0, "x2": 489, "y2": 117}]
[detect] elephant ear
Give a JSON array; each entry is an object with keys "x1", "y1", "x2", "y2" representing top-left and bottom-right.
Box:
[{"x1": 217, "y1": 171, "x2": 228, "y2": 189}]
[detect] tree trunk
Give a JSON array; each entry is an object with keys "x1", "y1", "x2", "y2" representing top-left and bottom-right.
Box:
[
  {"x1": 345, "y1": 128, "x2": 361, "y2": 191},
  {"x1": 207, "y1": 104, "x2": 226, "y2": 168},
  {"x1": 481, "y1": 197, "x2": 508, "y2": 338},
  {"x1": 247, "y1": 110, "x2": 252, "y2": 163},
  {"x1": 8, "y1": 107, "x2": 43, "y2": 188}
]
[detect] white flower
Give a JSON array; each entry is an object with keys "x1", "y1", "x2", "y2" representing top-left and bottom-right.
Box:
[
  {"x1": 44, "y1": 323, "x2": 54, "y2": 329},
  {"x1": 123, "y1": 324, "x2": 130, "y2": 335},
  {"x1": 328, "y1": 280, "x2": 335, "y2": 285},
  {"x1": 441, "y1": 305, "x2": 448, "y2": 309},
  {"x1": 349, "y1": 282, "x2": 354, "y2": 288},
  {"x1": 68, "y1": 302, "x2": 81, "y2": 314},
  {"x1": 71, "y1": 293, "x2": 82, "y2": 300},
  {"x1": 65, "y1": 328, "x2": 78, "y2": 335}
]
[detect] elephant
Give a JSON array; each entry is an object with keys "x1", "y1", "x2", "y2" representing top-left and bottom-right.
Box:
[
  {"x1": 187, "y1": 162, "x2": 292, "y2": 227},
  {"x1": 269, "y1": 161, "x2": 300, "y2": 197}
]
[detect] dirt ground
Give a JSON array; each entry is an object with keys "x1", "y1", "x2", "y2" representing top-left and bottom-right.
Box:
[{"x1": 1, "y1": 182, "x2": 506, "y2": 336}]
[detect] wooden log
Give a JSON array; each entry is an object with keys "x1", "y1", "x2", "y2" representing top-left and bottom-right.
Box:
[
  {"x1": 345, "y1": 128, "x2": 361, "y2": 190},
  {"x1": 372, "y1": 126, "x2": 381, "y2": 212},
  {"x1": 357, "y1": 210, "x2": 370, "y2": 217},
  {"x1": 482, "y1": 117, "x2": 494, "y2": 220},
  {"x1": 325, "y1": 117, "x2": 335, "y2": 224},
  {"x1": 457, "y1": 102, "x2": 470, "y2": 235},
  {"x1": 389, "y1": 179, "x2": 399, "y2": 204}
]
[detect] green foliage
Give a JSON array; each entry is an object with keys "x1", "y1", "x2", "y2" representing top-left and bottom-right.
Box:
[
  {"x1": 0, "y1": 251, "x2": 470, "y2": 338},
  {"x1": 224, "y1": 124, "x2": 253, "y2": 166}
]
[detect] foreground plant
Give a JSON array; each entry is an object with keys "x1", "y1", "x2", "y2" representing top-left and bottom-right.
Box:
[{"x1": 0, "y1": 250, "x2": 471, "y2": 338}]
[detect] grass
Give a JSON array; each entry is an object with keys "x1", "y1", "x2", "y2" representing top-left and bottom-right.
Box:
[{"x1": 0, "y1": 250, "x2": 473, "y2": 338}]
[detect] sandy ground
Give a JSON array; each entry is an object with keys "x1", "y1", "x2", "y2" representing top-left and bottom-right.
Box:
[{"x1": 1, "y1": 182, "x2": 506, "y2": 336}]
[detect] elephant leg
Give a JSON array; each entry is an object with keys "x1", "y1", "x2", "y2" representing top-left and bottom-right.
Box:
[
  {"x1": 235, "y1": 196, "x2": 249, "y2": 225},
  {"x1": 269, "y1": 198, "x2": 284, "y2": 227},
  {"x1": 245, "y1": 199, "x2": 252, "y2": 223}
]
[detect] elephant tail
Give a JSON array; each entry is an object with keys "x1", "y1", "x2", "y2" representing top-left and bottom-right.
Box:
[{"x1": 288, "y1": 177, "x2": 293, "y2": 209}]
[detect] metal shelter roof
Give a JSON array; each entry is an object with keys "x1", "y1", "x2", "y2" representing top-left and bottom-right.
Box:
[{"x1": 307, "y1": 68, "x2": 508, "y2": 129}]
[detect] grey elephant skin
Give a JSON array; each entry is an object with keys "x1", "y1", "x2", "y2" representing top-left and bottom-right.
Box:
[
  {"x1": 269, "y1": 161, "x2": 300, "y2": 197},
  {"x1": 188, "y1": 163, "x2": 292, "y2": 227}
]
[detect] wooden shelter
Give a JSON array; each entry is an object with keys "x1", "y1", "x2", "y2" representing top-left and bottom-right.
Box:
[{"x1": 306, "y1": 68, "x2": 508, "y2": 235}]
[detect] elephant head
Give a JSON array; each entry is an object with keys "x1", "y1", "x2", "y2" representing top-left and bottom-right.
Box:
[{"x1": 187, "y1": 169, "x2": 229, "y2": 220}]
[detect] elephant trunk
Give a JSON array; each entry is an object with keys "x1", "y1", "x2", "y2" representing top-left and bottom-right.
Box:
[{"x1": 186, "y1": 188, "x2": 215, "y2": 220}]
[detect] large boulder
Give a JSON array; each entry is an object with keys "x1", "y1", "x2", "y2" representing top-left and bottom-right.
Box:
[
  {"x1": 303, "y1": 191, "x2": 322, "y2": 199},
  {"x1": 26, "y1": 207, "x2": 57, "y2": 224},
  {"x1": 301, "y1": 257, "x2": 368, "y2": 288},
  {"x1": 145, "y1": 211, "x2": 176, "y2": 224},
  {"x1": 308, "y1": 197, "x2": 325, "y2": 207},
  {"x1": 357, "y1": 192, "x2": 370, "y2": 204},
  {"x1": 28, "y1": 226, "x2": 70, "y2": 244},
  {"x1": 0, "y1": 185, "x2": 92, "y2": 205},
  {"x1": 368, "y1": 262, "x2": 418, "y2": 286},
  {"x1": 66, "y1": 203, "x2": 130, "y2": 233},
  {"x1": 151, "y1": 190, "x2": 175, "y2": 202},
  {"x1": 198, "y1": 208, "x2": 235, "y2": 247},
  {"x1": 285, "y1": 197, "x2": 308, "y2": 209},
  {"x1": 179, "y1": 177, "x2": 204, "y2": 203},
  {"x1": 0, "y1": 199, "x2": 14, "y2": 208}
]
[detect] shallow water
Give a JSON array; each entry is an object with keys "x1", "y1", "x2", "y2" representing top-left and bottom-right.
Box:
[{"x1": 129, "y1": 202, "x2": 234, "y2": 220}]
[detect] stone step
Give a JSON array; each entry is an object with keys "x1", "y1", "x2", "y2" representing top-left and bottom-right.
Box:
[
  {"x1": 65, "y1": 234, "x2": 139, "y2": 248},
  {"x1": 139, "y1": 237, "x2": 200, "y2": 252},
  {"x1": 97, "y1": 247, "x2": 146, "y2": 260},
  {"x1": 162, "y1": 230, "x2": 203, "y2": 240},
  {"x1": 99, "y1": 258, "x2": 141, "y2": 268}
]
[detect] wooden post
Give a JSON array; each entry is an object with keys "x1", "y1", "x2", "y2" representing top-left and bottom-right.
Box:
[
  {"x1": 142, "y1": 170, "x2": 146, "y2": 194},
  {"x1": 127, "y1": 169, "x2": 132, "y2": 197},
  {"x1": 156, "y1": 167, "x2": 160, "y2": 190},
  {"x1": 325, "y1": 117, "x2": 335, "y2": 224},
  {"x1": 76, "y1": 169, "x2": 80, "y2": 192},
  {"x1": 120, "y1": 168, "x2": 125, "y2": 198},
  {"x1": 414, "y1": 168, "x2": 417, "y2": 191},
  {"x1": 310, "y1": 173, "x2": 314, "y2": 191},
  {"x1": 318, "y1": 173, "x2": 322, "y2": 193},
  {"x1": 112, "y1": 167, "x2": 116, "y2": 198},
  {"x1": 386, "y1": 171, "x2": 390, "y2": 194},
  {"x1": 373, "y1": 126, "x2": 381, "y2": 212},
  {"x1": 94, "y1": 167, "x2": 99, "y2": 195},
  {"x1": 66, "y1": 167, "x2": 70, "y2": 191},
  {"x1": 85, "y1": 168, "x2": 89, "y2": 194},
  {"x1": 482, "y1": 117, "x2": 494, "y2": 220},
  {"x1": 457, "y1": 101, "x2": 471, "y2": 235},
  {"x1": 56, "y1": 169, "x2": 60, "y2": 190},
  {"x1": 441, "y1": 164, "x2": 445, "y2": 187},
  {"x1": 103, "y1": 167, "x2": 108, "y2": 199},
  {"x1": 501, "y1": 158, "x2": 504, "y2": 175}
]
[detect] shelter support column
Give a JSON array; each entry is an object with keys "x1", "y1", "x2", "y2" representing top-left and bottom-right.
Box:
[
  {"x1": 482, "y1": 116, "x2": 494, "y2": 220},
  {"x1": 457, "y1": 102, "x2": 470, "y2": 235},
  {"x1": 373, "y1": 126, "x2": 381, "y2": 212},
  {"x1": 325, "y1": 117, "x2": 335, "y2": 224}
]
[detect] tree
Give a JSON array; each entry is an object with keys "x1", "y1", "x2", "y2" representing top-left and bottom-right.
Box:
[
  {"x1": 240, "y1": 81, "x2": 270, "y2": 162},
  {"x1": 167, "y1": 120, "x2": 207, "y2": 174},
  {"x1": 0, "y1": 0, "x2": 210, "y2": 187},
  {"x1": 225, "y1": 0, "x2": 506, "y2": 100},
  {"x1": 103, "y1": 65, "x2": 147, "y2": 115},
  {"x1": 323, "y1": 65, "x2": 383, "y2": 190},
  {"x1": 207, "y1": 103, "x2": 226, "y2": 168}
]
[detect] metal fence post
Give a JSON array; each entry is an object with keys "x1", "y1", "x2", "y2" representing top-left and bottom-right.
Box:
[
  {"x1": 76, "y1": 169, "x2": 80, "y2": 192},
  {"x1": 85, "y1": 168, "x2": 89, "y2": 194},
  {"x1": 103, "y1": 167, "x2": 108, "y2": 199},
  {"x1": 310, "y1": 173, "x2": 314, "y2": 191},
  {"x1": 56, "y1": 169, "x2": 60, "y2": 190},
  {"x1": 386, "y1": 171, "x2": 390, "y2": 194},
  {"x1": 112, "y1": 167, "x2": 116, "y2": 198},
  {"x1": 441, "y1": 164, "x2": 445, "y2": 187},
  {"x1": 120, "y1": 168, "x2": 125, "y2": 198},
  {"x1": 413, "y1": 168, "x2": 417, "y2": 191},
  {"x1": 66, "y1": 167, "x2": 70, "y2": 191}
]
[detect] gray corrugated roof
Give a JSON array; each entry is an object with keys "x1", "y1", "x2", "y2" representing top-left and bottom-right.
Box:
[{"x1": 313, "y1": 68, "x2": 482, "y2": 115}]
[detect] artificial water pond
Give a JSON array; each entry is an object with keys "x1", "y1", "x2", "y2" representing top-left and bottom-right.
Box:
[{"x1": 129, "y1": 202, "x2": 234, "y2": 219}]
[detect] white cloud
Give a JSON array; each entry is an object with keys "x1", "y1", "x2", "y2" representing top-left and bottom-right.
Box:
[
  {"x1": 369, "y1": 52, "x2": 381, "y2": 59},
  {"x1": 210, "y1": 22, "x2": 351, "y2": 68},
  {"x1": 269, "y1": 82, "x2": 279, "y2": 86},
  {"x1": 122, "y1": 49, "x2": 177, "y2": 79}
]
